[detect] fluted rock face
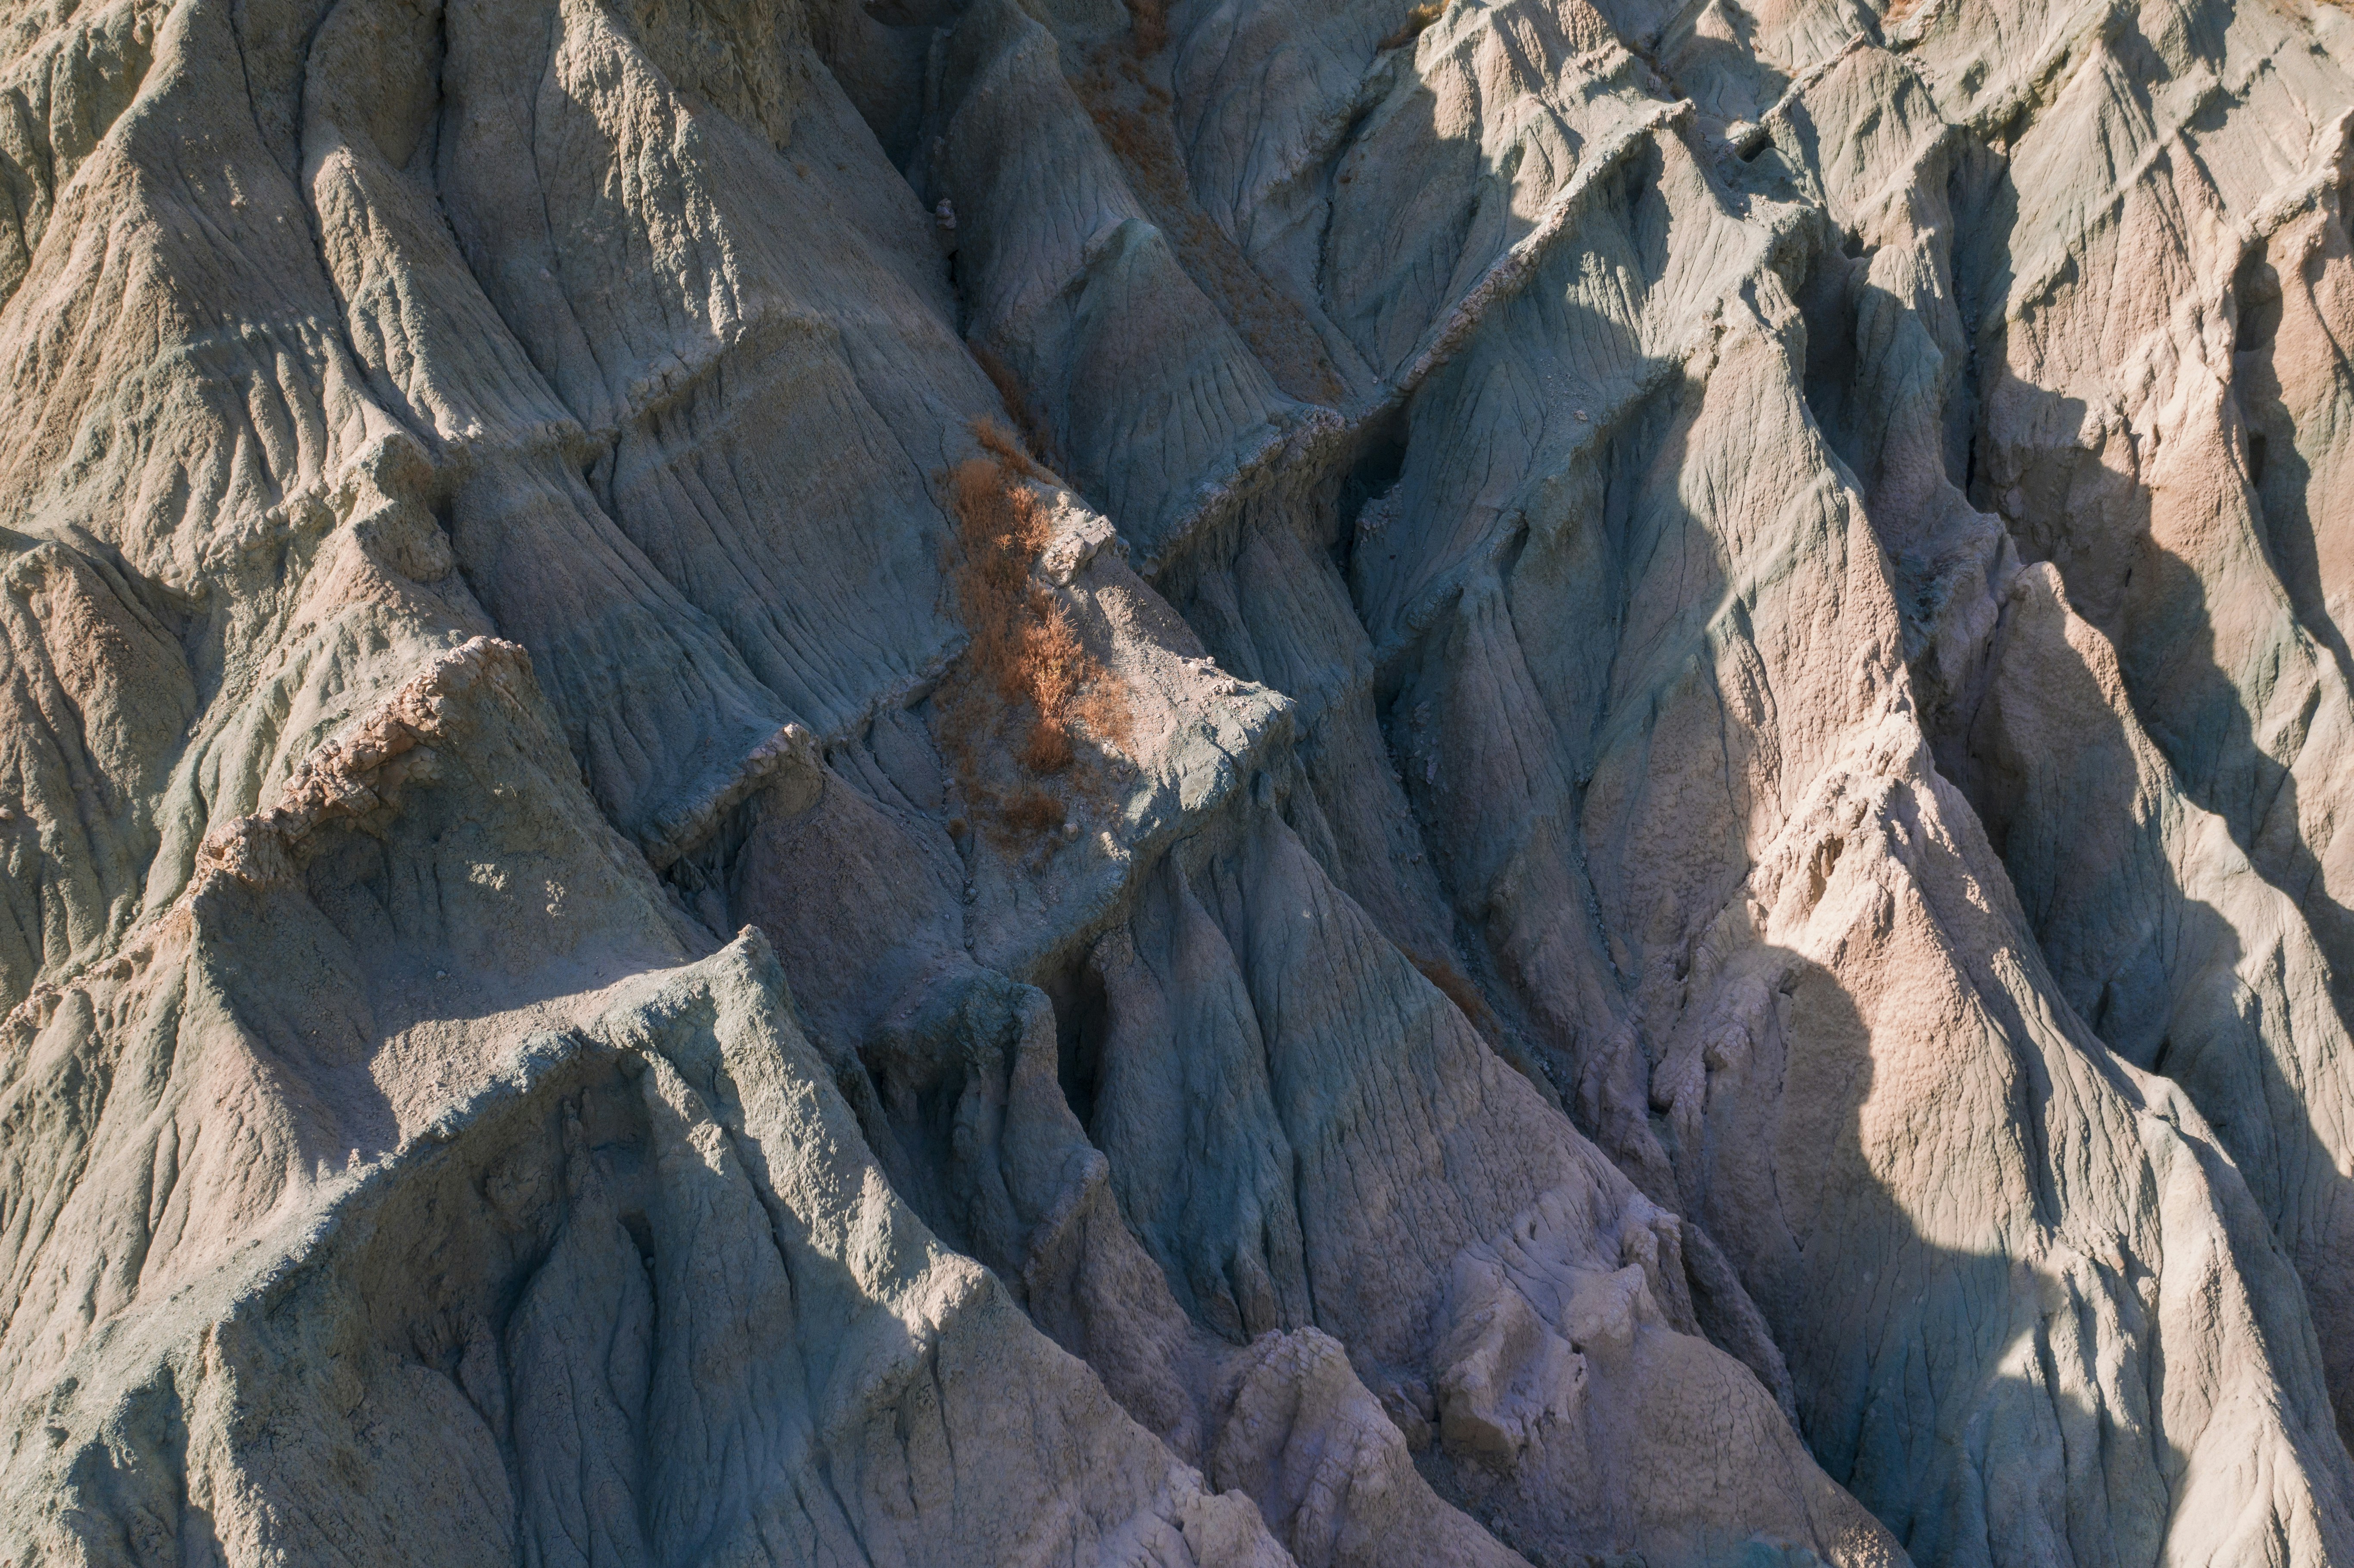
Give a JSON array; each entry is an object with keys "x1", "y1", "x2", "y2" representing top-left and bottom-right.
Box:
[{"x1": 0, "y1": 0, "x2": 2352, "y2": 1562}]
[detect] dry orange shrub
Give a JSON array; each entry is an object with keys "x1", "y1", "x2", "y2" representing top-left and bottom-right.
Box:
[
  {"x1": 969, "y1": 342, "x2": 1058, "y2": 468},
  {"x1": 1379, "y1": 0, "x2": 1443, "y2": 50},
  {"x1": 970, "y1": 418, "x2": 1042, "y2": 481},
  {"x1": 940, "y1": 425, "x2": 1133, "y2": 841},
  {"x1": 1129, "y1": 0, "x2": 1168, "y2": 56},
  {"x1": 1003, "y1": 790, "x2": 1067, "y2": 834}
]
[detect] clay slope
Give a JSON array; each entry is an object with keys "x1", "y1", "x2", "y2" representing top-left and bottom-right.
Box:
[{"x1": 0, "y1": 0, "x2": 2352, "y2": 1562}]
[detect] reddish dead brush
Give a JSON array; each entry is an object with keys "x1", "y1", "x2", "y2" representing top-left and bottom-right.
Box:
[
  {"x1": 970, "y1": 417, "x2": 1042, "y2": 482},
  {"x1": 940, "y1": 425, "x2": 1133, "y2": 841},
  {"x1": 1004, "y1": 789, "x2": 1067, "y2": 834},
  {"x1": 1379, "y1": 0, "x2": 1444, "y2": 51},
  {"x1": 1129, "y1": 0, "x2": 1168, "y2": 56},
  {"x1": 969, "y1": 342, "x2": 1059, "y2": 468}
]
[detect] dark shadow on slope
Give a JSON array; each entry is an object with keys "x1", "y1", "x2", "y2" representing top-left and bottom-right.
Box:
[
  {"x1": 1919, "y1": 15, "x2": 2354, "y2": 995},
  {"x1": 1784, "y1": 82, "x2": 2354, "y2": 1456},
  {"x1": 1713, "y1": 204, "x2": 2341, "y2": 1548},
  {"x1": 1950, "y1": 555, "x2": 2354, "y2": 1459},
  {"x1": 1949, "y1": 364, "x2": 2354, "y2": 1445},
  {"x1": 2228, "y1": 236, "x2": 2354, "y2": 980},
  {"x1": 2231, "y1": 248, "x2": 2354, "y2": 698},
  {"x1": 1983, "y1": 470, "x2": 2313, "y2": 925},
  {"x1": 1720, "y1": 940, "x2": 2258, "y2": 1566},
  {"x1": 1139, "y1": 30, "x2": 1849, "y2": 1436}
]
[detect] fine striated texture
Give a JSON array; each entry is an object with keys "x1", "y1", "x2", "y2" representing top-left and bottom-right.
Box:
[{"x1": 0, "y1": 0, "x2": 2352, "y2": 1562}]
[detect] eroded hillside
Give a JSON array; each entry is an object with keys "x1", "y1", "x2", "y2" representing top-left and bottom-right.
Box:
[{"x1": 2, "y1": 0, "x2": 2353, "y2": 1562}]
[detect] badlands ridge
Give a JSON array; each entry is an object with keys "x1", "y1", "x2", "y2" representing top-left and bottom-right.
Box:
[{"x1": 2, "y1": 0, "x2": 2354, "y2": 1562}]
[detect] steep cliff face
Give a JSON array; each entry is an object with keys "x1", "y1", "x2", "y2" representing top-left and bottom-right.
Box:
[{"x1": 0, "y1": 0, "x2": 2351, "y2": 1563}]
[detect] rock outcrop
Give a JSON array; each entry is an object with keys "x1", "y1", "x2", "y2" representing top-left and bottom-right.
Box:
[{"x1": 1, "y1": 0, "x2": 2352, "y2": 1562}]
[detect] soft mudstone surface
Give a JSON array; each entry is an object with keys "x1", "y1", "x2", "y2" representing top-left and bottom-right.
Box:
[{"x1": 1, "y1": 0, "x2": 2353, "y2": 1562}]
